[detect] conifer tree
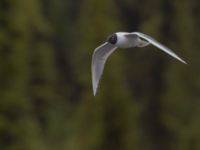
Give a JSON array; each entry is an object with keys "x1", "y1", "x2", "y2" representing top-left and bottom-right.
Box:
[
  {"x1": 0, "y1": 0, "x2": 56, "y2": 149},
  {"x1": 163, "y1": 0, "x2": 200, "y2": 150}
]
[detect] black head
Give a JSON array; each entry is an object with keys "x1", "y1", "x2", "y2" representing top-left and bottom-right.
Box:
[{"x1": 107, "y1": 33, "x2": 117, "y2": 44}]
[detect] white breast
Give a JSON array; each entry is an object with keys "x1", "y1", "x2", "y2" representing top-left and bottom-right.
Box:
[{"x1": 115, "y1": 32, "x2": 139, "y2": 48}]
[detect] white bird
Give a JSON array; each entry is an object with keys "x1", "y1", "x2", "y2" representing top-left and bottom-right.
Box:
[{"x1": 92, "y1": 32, "x2": 187, "y2": 96}]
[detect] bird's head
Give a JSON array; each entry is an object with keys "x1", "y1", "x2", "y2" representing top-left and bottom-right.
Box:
[{"x1": 107, "y1": 33, "x2": 117, "y2": 45}]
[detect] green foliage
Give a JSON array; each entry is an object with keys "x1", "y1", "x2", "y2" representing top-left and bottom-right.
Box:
[{"x1": 0, "y1": 0, "x2": 200, "y2": 150}]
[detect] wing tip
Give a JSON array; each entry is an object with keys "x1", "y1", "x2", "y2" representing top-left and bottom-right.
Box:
[
  {"x1": 92, "y1": 80, "x2": 97, "y2": 96},
  {"x1": 93, "y1": 87, "x2": 97, "y2": 96},
  {"x1": 183, "y1": 61, "x2": 188, "y2": 65},
  {"x1": 179, "y1": 58, "x2": 187, "y2": 65},
  {"x1": 92, "y1": 78, "x2": 97, "y2": 96}
]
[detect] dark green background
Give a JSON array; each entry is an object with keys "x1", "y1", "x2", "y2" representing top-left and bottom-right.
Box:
[{"x1": 0, "y1": 0, "x2": 199, "y2": 150}]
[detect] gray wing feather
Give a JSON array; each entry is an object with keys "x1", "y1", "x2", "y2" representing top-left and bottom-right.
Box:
[
  {"x1": 128, "y1": 32, "x2": 187, "y2": 64},
  {"x1": 92, "y1": 42, "x2": 117, "y2": 96}
]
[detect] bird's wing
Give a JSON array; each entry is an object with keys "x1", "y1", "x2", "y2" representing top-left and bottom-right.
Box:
[
  {"x1": 92, "y1": 42, "x2": 117, "y2": 96},
  {"x1": 125, "y1": 32, "x2": 187, "y2": 64}
]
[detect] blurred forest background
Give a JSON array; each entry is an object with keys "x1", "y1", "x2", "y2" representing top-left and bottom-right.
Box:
[{"x1": 0, "y1": 0, "x2": 200, "y2": 150}]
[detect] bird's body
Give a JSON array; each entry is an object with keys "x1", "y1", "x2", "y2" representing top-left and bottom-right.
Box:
[
  {"x1": 92, "y1": 32, "x2": 187, "y2": 96},
  {"x1": 115, "y1": 32, "x2": 138, "y2": 48}
]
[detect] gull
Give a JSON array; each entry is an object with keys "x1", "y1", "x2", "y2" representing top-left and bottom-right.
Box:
[{"x1": 92, "y1": 32, "x2": 187, "y2": 96}]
